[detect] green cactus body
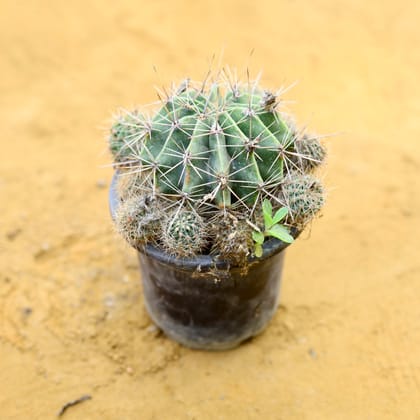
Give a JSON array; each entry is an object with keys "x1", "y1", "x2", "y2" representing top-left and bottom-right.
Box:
[{"x1": 126, "y1": 82, "x2": 293, "y2": 210}]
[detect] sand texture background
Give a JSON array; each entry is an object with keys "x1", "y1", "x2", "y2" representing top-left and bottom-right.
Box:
[{"x1": 1, "y1": 0, "x2": 420, "y2": 418}]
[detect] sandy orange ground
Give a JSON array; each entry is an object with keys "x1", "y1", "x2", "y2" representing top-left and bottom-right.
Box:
[{"x1": 1, "y1": 1, "x2": 420, "y2": 418}]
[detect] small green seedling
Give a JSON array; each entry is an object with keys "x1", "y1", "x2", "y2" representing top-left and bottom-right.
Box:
[{"x1": 252, "y1": 199, "x2": 294, "y2": 258}]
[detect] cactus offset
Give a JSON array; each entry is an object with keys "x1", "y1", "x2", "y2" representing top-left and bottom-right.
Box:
[
  {"x1": 292, "y1": 134, "x2": 326, "y2": 172},
  {"x1": 281, "y1": 173, "x2": 324, "y2": 227},
  {"x1": 115, "y1": 194, "x2": 161, "y2": 249},
  {"x1": 109, "y1": 110, "x2": 149, "y2": 164},
  {"x1": 161, "y1": 209, "x2": 207, "y2": 257}
]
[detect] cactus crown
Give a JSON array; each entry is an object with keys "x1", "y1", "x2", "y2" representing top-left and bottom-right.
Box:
[{"x1": 110, "y1": 71, "x2": 326, "y2": 262}]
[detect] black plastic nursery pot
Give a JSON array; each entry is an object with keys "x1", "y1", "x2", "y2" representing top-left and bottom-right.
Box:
[{"x1": 109, "y1": 174, "x2": 294, "y2": 350}]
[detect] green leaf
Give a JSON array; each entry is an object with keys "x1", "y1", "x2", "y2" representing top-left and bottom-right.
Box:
[
  {"x1": 272, "y1": 207, "x2": 289, "y2": 225},
  {"x1": 252, "y1": 231, "x2": 265, "y2": 245},
  {"x1": 254, "y1": 243, "x2": 263, "y2": 258},
  {"x1": 263, "y1": 212, "x2": 273, "y2": 230},
  {"x1": 262, "y1": 199, "x2": 273, "y2": 217},
  {"x1": 262, "y1": 199, "x2": 273, "y2": 229},
  {"x1": 267, "y1": 224, "x2": 294, "y2": 243}
]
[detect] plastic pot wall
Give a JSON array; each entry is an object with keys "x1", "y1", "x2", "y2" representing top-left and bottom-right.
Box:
[{"x1": 109, "y1": 174, "x2": 291, "y2": 350}]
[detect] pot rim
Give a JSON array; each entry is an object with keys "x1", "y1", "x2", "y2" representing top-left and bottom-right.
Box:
[{"x1": 109, "y1": 172, "x2": 296, "y2": 270}]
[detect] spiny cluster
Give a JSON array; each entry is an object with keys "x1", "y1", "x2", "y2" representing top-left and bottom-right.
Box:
[
  {"x1": 161, "y1": 210, "x2": 207, "y2": 257},
  {"x1": 115, "y1": 194, "x2": 161, "y2": 249},
  {"x1": 282, "y1": 173, "x2": 325, "y2": 228},
  {"x1": 109, "y1": 72, "x2": 326, "y2": 261}
]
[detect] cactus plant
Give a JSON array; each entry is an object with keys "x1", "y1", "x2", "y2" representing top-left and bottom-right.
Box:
[
  {"x1": 281, "y1": 172, "x2": 325, "y2": 227},
  {"x1": 115, "y1": 194, "x2": 161, "y2": 249},
  {"x1": 109, "y1": 110, "x2": 146, "y2": 164},
  {"x1": 291, "y1": 133, "x2": 327, "y2": 172},
  {"x1": 161, "y1": 209, "x2": 207, "y2": 257},
  {"x1": 109, "y1": 72, "x2": 326, "y2": 263}
]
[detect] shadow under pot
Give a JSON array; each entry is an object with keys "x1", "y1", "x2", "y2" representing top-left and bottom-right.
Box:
[{"x1": 109, "y1": 173, "x2": 295, "y2": 350}]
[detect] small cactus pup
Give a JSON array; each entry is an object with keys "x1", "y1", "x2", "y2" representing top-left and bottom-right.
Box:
[
  {"x1": 114, "y1": 193, "x2": 161, "y2": 250},
  {"x1": 108, "y1": 70, "x2": 327, "y2": 350},
  {"x1": 161, "y1": 209, "x2": 207, "y2": 258},
  {"x1": 281, "y1": 172, "x2": 325, "y2": 228},
  {"x1": 109, "y1": 110, "x2": 147, "y2": 165}
]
